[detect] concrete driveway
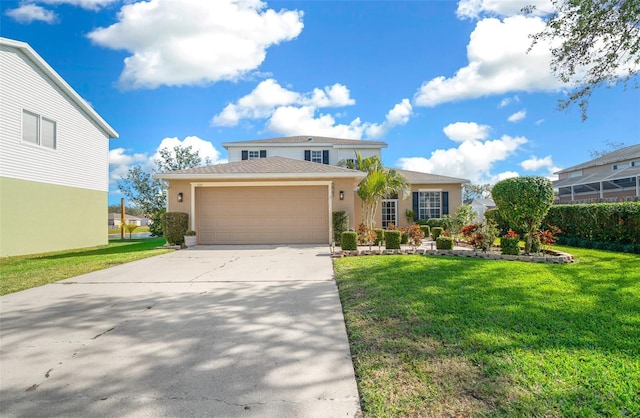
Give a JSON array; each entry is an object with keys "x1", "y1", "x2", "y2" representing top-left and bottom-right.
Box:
[{"x1": 0, "y1": 245, "x2": 361, "y2": 417}]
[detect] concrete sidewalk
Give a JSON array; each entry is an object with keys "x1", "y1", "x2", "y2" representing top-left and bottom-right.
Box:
[{"x1": 0, "y1": 245, "x2": 361, "y2": 417}]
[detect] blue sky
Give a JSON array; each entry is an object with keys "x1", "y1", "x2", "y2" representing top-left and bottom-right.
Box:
[{"x1": 2, "y1": 0, "x2": 638, "y2": 205}]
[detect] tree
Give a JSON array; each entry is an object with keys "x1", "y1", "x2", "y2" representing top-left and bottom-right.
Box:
[
  {"x1": 491, "y1": 176, "x2": 555, "y2": 254},
  {"x1": 118, "y1": 145, "x2": 210, "y2": 236},
  {"x1": 529, "y1": 0, "x2": 640, "y2": 120},
  {"x1": 107, "y1": 204, "x2": 144, "y2": 216},
  {"x1": 588, "y1": 140, "x2": 626, "y2": 158},
  {"x1": 340, "y1": 153, "x2": 410, "y2": 230},
  {"x1": 462, "y1": 183, "x2": 492, "y2": 202}
]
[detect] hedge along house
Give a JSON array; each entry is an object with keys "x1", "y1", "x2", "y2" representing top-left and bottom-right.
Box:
[
  {"x1": 0, "y1": 38, "x2": 118, "y2": 257},
  {"x1": 155, "y1": 136, "x2": 469, "y2": 245}
]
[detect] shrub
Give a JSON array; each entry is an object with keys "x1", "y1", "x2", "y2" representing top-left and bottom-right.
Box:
[
  {"x1": 461, "y1": 221, "x2": 499, "y2": 252},
  {"x1": 399, "y1": 227, "x2": 409, "y2": 244},
  {"x1": 340, "y1": 231, "x2": 358, "y2": 251},
  {"x1": 484, "y1": 208, "x2": 511, "y2": 235},
  {"x1": 420, "y1": 225, "x2": 430, "y2": 239},
  {"x1": 426, "y1": 218, "x2": 448, "y2": 229},
  {"x1": 436, "y1": 236, "x2": 454, "y2": 250},
  {"x1": 374, "y1": 229, "x2": 385, "y2": 245},
  {"x1": 385, "y1": 230, "x2": 402, "y2": 249},
  {"x1": 332, "y1": 211, "x2": 349, "y2": 244},
  {"x1": 407, "y1": 224, "x2": 425, "y2": 248},
  {"x1": 149, "y1": 209, "x2": 165, "y2": 237},
  {"x1": 500, "y1": 231, "x2": 520, "y2": 255},
  {"x1": 162, "y1": 212, "x2": 189, "y2": 245},
  {"x1": 431, "y1": 227, "x2": 444, "y2": 240},
  {"x1": 184, "y1": 230, "x2": 196, "y2": 236}
]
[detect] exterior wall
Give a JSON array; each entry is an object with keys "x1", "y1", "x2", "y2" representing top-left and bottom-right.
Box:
[
  {"x1": 0, "y1": 177, "x2": 107, "y2": 257},
  {"x1": 397, "y1": 184, "x2": 464, "y2": 227},
  {"x1": 226, "y1": 145, "x2": 381, "y2": 165},
  {"x1": 559, "y1": 157, "x2": 639, "y2": 180},
  {"x1": 0, "y1": 44, "x2": 110, "y2": 192}
]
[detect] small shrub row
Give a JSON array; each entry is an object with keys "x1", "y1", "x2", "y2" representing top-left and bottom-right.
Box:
[
  {"x1": 557, "y1": 236, "x2": 640, "y2": 254},
  {"x1": 385, "y1": 230, "x2": 402, "y2": 250},
  {"x1": 340, "y1": 231, "x2": 358, "y2": 250}
]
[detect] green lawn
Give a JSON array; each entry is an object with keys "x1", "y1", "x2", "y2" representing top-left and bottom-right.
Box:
[
  {"x1": 0, "y1": 238, "x2": 171, "y2": 295},
  {"x1": 334, "y1": 246, "x2": 640, "y2": 417}
]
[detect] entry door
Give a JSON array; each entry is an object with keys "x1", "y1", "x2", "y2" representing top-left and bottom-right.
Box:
[{"x1": 381, "y1": 199, "x2": 398, "y2": 229}]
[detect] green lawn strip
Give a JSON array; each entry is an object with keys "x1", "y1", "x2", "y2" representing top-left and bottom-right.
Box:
[
  {"x1": 0, "y1": 238, "x2": 171, "y2": 295},
  {"x1": 334, "y1": 247, "x2": 640, "y2": 417}
]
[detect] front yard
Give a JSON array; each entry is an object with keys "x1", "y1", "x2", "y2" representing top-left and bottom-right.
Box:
[{"x1": 334, "y1": 246, "x2": 640, "y2": 417}]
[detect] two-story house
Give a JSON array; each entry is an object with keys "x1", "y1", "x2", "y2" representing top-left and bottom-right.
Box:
[
  {"x1": 554, "y1": 144, "x2": 640, "y2": 203},
  {"x1": 0, "y1": 37, "x2": 118, "y2": 257},
  {"x1": 155, "y1": 135, "x2": 469, "y2": 245}
]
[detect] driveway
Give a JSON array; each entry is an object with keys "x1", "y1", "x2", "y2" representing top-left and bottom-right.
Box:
[{"x1": 0, "y1": 245, "x2": 361, "y2": 417}]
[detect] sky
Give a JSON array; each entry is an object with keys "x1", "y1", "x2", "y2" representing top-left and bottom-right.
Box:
[{"x1": 2, "y1": 0, "x2": 638, "y2": 206}]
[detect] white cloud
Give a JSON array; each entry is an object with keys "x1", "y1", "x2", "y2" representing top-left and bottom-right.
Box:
[
  {"x1": 443, "y1": 121, "x2": 490, "y2": 142},
  {"x1": 414, "y1": 15, "x2": 563, "y2": 107},
  {"x1": 39, "y1": 0, "x2": 118, "y2": 10},
  {"x1": 535, "y1": 119, "x2": 545, "y2": 125},
  {"x1": 456, "y1": 0, "x2": 554, "y2": 20},
  {"x1": 108, "y1": 136, "x2": 226, "y2": 188},
  {"x1": 5, "y1": 4, "x2": 57, "y2": 23},
  {"x1": 507, "y1": 109, "x2": 527, "y2": 122},
  {"x1": 521, "y1": 155, "x2": 553, "y2": 171},
  {"x1": 498, "y1": 95, "x2": 519, "y2": 108},
  {"x1": 397, "y1": 134, "x2": 527, "y2": 183},
  {"x1": 213, "y1": 78, "x2": 411, "y2": 139},
  {"x1": 88, "y1": 0, "x2": 304, "y2": 89}
]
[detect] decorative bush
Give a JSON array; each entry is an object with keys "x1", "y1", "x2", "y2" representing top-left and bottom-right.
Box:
[
  {"x1": 484, "y1": 208, "x2": 511, "y2": 235},
  {"x1": 407, "y1": 224, "x2": 425, "y2": 248},
  {"x1": 461, "y1": 222, "x2": 499, "y2": 252},
  {"x1": 431, "y1": 227, "x2": 444, "y2": 240},
  {"x1": 149, "y1": 209, "x2": 165, "y2": 237},
  {"x1": 385, "y1": 230, "x2": 401, "y2": 249},
  {"x1": 184, "y1": 230, "x2": 196, "y2": 236},
  {"x1": 419, "y1": 225, "x2": 430, "y2": 239},
  {"x1": 340, "y1": 231, "x2": 358, "y2": 251},
  {"x1": 399, "y1": 227, "x2": 409, "y2": 244},
  {"x1": 500, "y1": 237, "x2": 520, "y2": 255},
  {"x1": 374, "y1": 229, "x2": 385, "y2": 245},
  {"x1": 162, "y1": 212, "x2": 189, "y2": 245},
  {"x1": 436, "y1": 236, "x2": 454, "y2": 250},
  {"x1": 332, "y1": 211, "x2": 349, "y2": 244},
  {"x1": 426, "y1": 218, "x2": 448, "y2": 229}
]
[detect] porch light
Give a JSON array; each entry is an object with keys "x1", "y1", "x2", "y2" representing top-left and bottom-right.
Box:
[
  {"x1": 177, "y1": 192, "x2": 183, "y2": 203},
  {"x1": 339, "y1": 190, "x2": 344, "y2": 200}
]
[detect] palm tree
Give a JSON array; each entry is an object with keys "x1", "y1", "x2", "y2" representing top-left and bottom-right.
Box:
[{"x1": 340, "y1": 153, "x2": 410, "y2": 230}]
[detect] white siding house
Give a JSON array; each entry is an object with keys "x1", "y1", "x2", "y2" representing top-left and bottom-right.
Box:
[{"x1": 0, "y1": 37, "x2": 118, "y2": 257}]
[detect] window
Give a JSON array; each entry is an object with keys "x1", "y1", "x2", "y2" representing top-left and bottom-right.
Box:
[
  {"x1": 248, "y1": 150, "x2": 260, "y2": 159},
  {"x1": 381, "y1": 199, "x2": 397, "y2": 229},
  {"x1": 241, "y1": 150, "x2": 266, "y2": 160},
  {"x1": 613, "y1": 163, "x2": 630, "y2": 170},
  {"x1": 310, "y1": 150, "x2": 323, "y2": 163},
  {"x1": 22, "y1": 110, "x2": 56, "y2": 149},
  {"x1": 568, "y1": 170, "x2": 583, "y2": 178},
  {"x1": 418, "y1": 191, "x2": 441, "y2": 219}
]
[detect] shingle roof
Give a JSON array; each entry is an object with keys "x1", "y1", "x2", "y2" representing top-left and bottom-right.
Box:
[
  {"x1": 155, "y1": 156, "x2": 367, "y2": 179},
  {"x1": 393, "y1": 168, "x2": 470, "y2": 184},
  {"x1": 556, "y1": 143, "x2": 640, "y2": 174},
  {"x1": 222, "y1": 135, "x2": 387, "y2": 148}
]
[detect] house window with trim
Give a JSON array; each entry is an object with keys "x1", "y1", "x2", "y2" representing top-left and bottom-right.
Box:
[
  {"x1": 241, "y1": 150, "x2": 267, "y2": 160},
  {"x1": 22, "y1": 110, "x2": 56, "y2": 149},
  {"x1": 412, "y1": 190, "x2": 449, "y2": 220},
  {"x1": 304, "y1": 149, "x2": 329, "y2": 164}
]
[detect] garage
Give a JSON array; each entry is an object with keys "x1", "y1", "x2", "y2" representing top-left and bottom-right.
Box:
[{"x1": 196, "y1": 185, "x2": 329, "y2": 244}]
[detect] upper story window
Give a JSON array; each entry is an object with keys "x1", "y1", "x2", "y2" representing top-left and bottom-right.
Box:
[
  {"x1": 310, "y1": 150, "x2": 323, "y2": 163},
  {"x1": 304, "y1": 149, "x2": 329, "y2": 164},
  {"x1": 568, "y1": 170, "x2": 583, "y2": 178},
  {"x1": 612, "y1": 162, "x2": 630, "y2": 170},
  {"x1": 241, "y1": 150, "x2": 266, "y2": 160},
  {"x1": 22, "y1": 110, "x2": 56, "y2": 149}
]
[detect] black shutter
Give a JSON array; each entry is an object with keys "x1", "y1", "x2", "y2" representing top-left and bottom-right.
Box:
[
  {"x1": 259, "y1": 150, "x2": 267, "y2": 158},
  {"x1": 304, "y1": 150, "x2": 311, "y2": 161},
  {"x1": 322, "y1": 150, "x2": 329, "y2": 165},
  {"x1": 442, "y1": 191, "x2": 449, "y2": 215},
  {"x1": 241, "y1": 150, "x2": 248, "y2": 160},
  {"x1": 412, "y1": 192, "x2": 419, "y2": 221}
]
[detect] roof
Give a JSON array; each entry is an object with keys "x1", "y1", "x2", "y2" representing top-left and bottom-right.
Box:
[
  {"x1": 393, "y1": 168, "x2": 470, "y2": 184},
  {"x1": 0, "y1": 37, "x2": 118, "y2": 139},
  {"x1": 471, "y1": 198, "x2": 496, "y2": 206},
  {"x1": 556, "y1": 143, "x2": 640, "y2": 174},
  {"x1": 222, "y1": 135, "x2": 387, "y2": 149},
  {"x1": 154, "y1": 156, "x2": 368, "y2": 180},
  {"x1": 554, "y1": 164, "x2": 640, "y2": 188}
]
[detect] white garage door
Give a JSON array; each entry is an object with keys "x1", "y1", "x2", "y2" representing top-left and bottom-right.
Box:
[{"x1": 196, "y1": 186, "x2": 329, "y2": 244}]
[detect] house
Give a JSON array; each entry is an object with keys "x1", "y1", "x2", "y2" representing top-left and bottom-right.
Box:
[
  {"x1": 155, "y1": 135, "x2": 469, "y2": 245},
  {"x1": 554, "y1": 144, "x2": 640, "y2": 203},
  {"x1": 470, "y1": 198, "x2": 496, "y2": 222},
  {"x1": 108, "y1": 213, "x2": 149, "y2": 228},
  {"x1": 0, "y1": 37, "x2": 118, "y2": 257}
]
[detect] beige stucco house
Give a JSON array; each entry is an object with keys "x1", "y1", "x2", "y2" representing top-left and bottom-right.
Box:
[
  {"x1": 554, "y1": 143, "x2": 640, "y2": 203},
  {"x1": 155, "y1": 136, "x2": 469, "y2": 245}
]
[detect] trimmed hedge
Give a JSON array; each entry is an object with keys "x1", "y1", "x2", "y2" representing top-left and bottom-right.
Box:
[
  {"x1": 431, "y1": 227, "x2": 444, "y2": 240},
  {"x1": 543, "y1": 202, "x2": 640, "y2": 245},
  {"x1": 400, "y1": 231, "x2": 409, "y2": 244},
  {"x1": 425, "y1": 218, "x2": 448, "y2": 229},
  {"x1": 340, "y1": 231, "x2": 358, "y2": 250},
  {"x1": 374, "y1": 229, "x2": 385, "y2": 245},
  {"x1": 162, "y1": 212, "x2": 189, "y2": 245},
  {"x1": 500, "y1": 237, "x2": 520, "y2": 255},
  {"x1": 385, "y1": 230, "x2": 401, "y2": 249},
  {"x1": 436, "y1": 236, "x2": 454, "y2": 250},
  {"x1": 332, "y1": 211, "x2": 349, "y2": 244},
  {"x1": 420, "y1": 225, "x2": 431, "y2": 239}
]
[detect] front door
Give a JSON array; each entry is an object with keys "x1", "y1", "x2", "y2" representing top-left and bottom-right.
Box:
[{"x1": 381, "y1": 199, "x2": 398, "y2": 229}]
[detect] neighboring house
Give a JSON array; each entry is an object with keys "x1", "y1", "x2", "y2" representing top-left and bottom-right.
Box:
[
  {"x1": 108, "y1": 213, "x2": 149, "y2": 228},
  {"x1": 470, "y1": 198, "x2": 496, "y2": 222},
  {"x1": 554, "y1": 144, "x2": 640, "y2": 203},
  {"x1": 155, "y1": 135, "x2": 469, "y2": 245},
  {"x1": 0, "y1": 37, "x2": 118, "y2": 257}
]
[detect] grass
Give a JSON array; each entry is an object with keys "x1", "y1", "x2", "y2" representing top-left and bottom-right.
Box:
[
  {"x1": 108, "y1": 225, "x2": 150, "y2": 235},
  {"x1": 334, "y1": 246, "x2": 640, "y2": 417},
  {"x1": 0, "y1": 238, "x2": 172, "y2": 295}
]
